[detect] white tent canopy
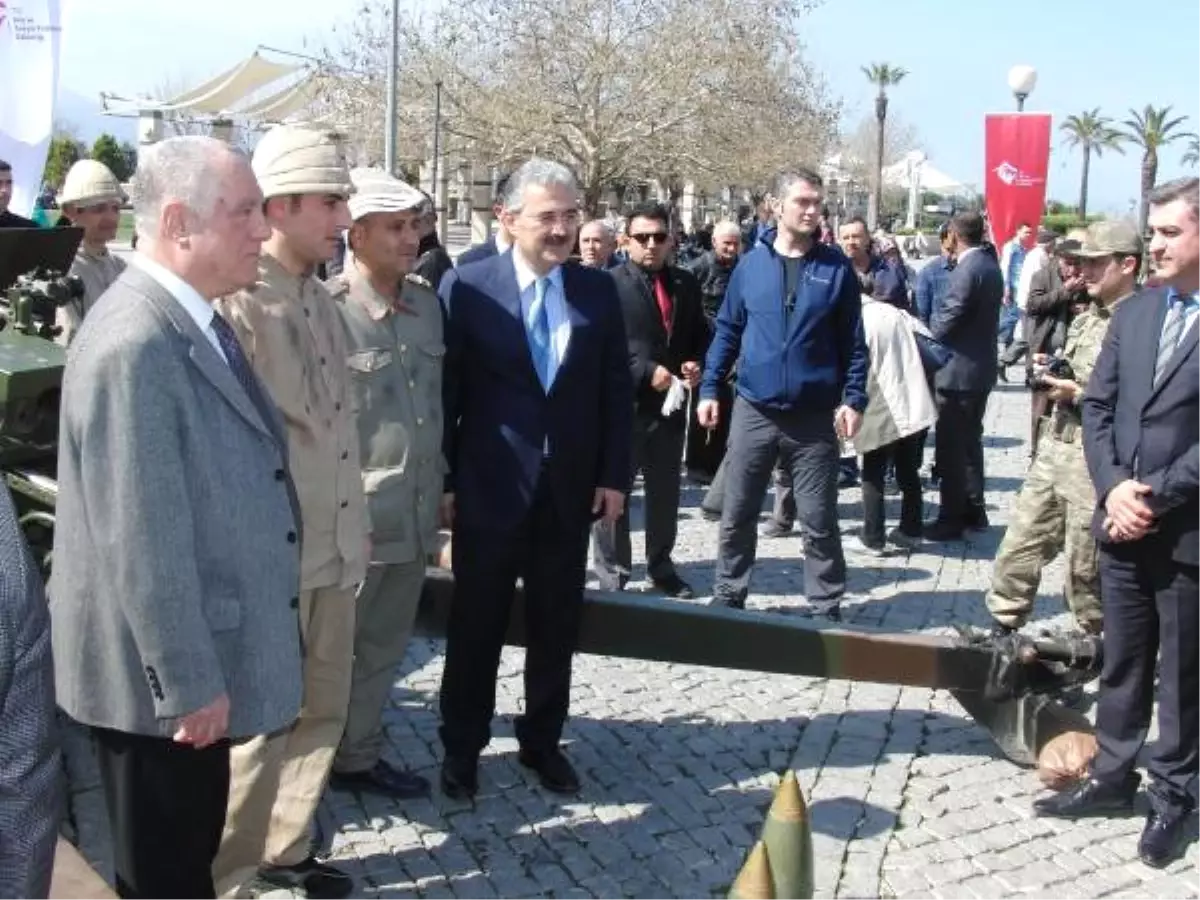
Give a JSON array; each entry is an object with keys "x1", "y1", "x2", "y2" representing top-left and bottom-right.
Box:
[
  {"x1": 152, "y1": 51, "x2": 301, "y2": 115},
  {"x1": 233, "y1": 74, "x2": 319, "y2": 121},
  {"x1": 882, "y1": 154, "x2": 971, "y2": 195}
]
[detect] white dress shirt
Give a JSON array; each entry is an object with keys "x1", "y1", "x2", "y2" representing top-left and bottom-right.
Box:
[
  {"x1": 512, "y1": 247, "x2": 571, "y2": 389},
  {"x1": 132, "y1": 254, "x2": 228, "y2": 364},
  {"x1": 1015, "y1": 245, "x2": 1048, "y2": 311}
]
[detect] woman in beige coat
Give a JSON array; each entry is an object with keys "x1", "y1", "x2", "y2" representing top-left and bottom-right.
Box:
[{"x1": 854, "y1": 281, "x2": 938, "y2": 552}]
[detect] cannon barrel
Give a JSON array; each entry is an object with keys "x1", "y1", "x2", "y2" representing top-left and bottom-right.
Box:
[{"x1": 413, "y1": 567, "x2": 1099, "y2": 766}]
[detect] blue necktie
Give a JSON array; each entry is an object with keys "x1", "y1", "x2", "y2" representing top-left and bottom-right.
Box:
[
  {"x1": 529, "y1": 276, "x2": 552, "y2": 390},
  {"x1": 1154, "y1": 296, "x2": 1186, "y2": 387}
]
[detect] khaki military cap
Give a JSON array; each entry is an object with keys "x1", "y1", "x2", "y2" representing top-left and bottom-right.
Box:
[
  {"x1": 347, "y1": 168, "x2": 424, "y2": 221},
  {"x1": 1074, "y1": 220, "x2": 1143, "y2": 258},
  {"x1": 60, "y1": 159, "x2": 124, "y2": 207},
  {"x1": 252, "y1": 123, "x2": 353, "y2": 200}
]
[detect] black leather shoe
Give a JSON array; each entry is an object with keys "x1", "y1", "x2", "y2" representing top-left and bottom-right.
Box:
[
  {"x1": 329, "y1": 760, "x2": 431, "y2": 799},
  {"x1": 964, "y1": 507, "x2": 990, "y2": 531},
  {"x1": 1139, "y1": 808, "x2": 1191, "y2": 868},
  {"x1": 518, "y1": 747, "x2": 581, "y2": 795},
  {"x1": 923, "y1": 519, "x2": 964, "y2": 542},
  {"x1": 440, "y1": 755, "x2": 479, "y2": 800},
  {"x1": 1033, "y1": 776, "x2": 1138, "y2": 819},
  {"x1": 256, "y1": 857, "x2": 353, "y2": 899},
  {"x1": 652, "y1": 573, "x2": 695, "y2": 599},
  {"x1": 699, "y1": 507, "x2": 722, "y2": 522}
]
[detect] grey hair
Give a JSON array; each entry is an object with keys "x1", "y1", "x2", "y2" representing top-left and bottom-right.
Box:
[
  {"x1": 502, "y1": 158, "x2": 578, "y2": 213},
  {"x1": 128, "y1": 136, "x2": 237, "y2": 237},
  {"x1": 1148, "y1": 177, "x2": 1199, "y2": 220},
  {"x1": 580, "y1": 218, "x2": 615, "y2": 240},
  {"x1": 712, "y1": 220, "x2": 741, "y2": 241}
]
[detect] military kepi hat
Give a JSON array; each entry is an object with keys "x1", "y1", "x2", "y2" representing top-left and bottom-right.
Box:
[
  {"x1": 252, "y1": 123, "x2": 353, "y2": 200},
  {"x1": 1074, "y1": 220, "x2": 1143, "y2": 258}
]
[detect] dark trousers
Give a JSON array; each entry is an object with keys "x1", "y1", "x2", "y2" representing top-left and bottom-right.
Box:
[
  {"x1": 1092, "y1": 543, "x2": 1198, "y2": 813},
  {"x1": 933, "y1": 388, "x2": 989, "y2": 524},
  {"x1": 861, "y1": 432, "x2": 925, "y2": 543},
  {"x1": 592, "y1": 415, "x2": 683, "y2": 587},
  {"x1": 439, "y1": 473, "x2": 589, "y2": 758},
  {"x1": 715, "y1": 397, "x2": 845, "y2": 603},
  {"x1": 92, "y1": 728, "x2": 230, "y2": 899},
  {"x1": 686, "y1": 381, "x2": 732, "y2": 478},
  {"x1": 703, "y1": 452, "x2": 794, "y2": 527}
]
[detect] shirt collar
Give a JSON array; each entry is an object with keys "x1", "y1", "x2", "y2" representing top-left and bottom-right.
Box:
[
  {"x1": 345, "y1": 264, "x2": 397, "y2": 321},
  {"x1": 132, "y1": 254, "x2": 215, "y2": 334},
  {"x1": 1166, "y1": 286, "x2": 1200, "y2": 308},
  {"x1": 512, "y1": 247, "x2": 563, "y2": 295}
]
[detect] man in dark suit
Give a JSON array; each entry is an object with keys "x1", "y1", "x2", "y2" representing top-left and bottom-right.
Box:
[
  {"x1": 0, "y1": 160, "x2": 37, "y2": 228},
  {"x1": 438, "y1": 159, "x2": 633, "y2": 799},
  {"x1": 924, "y1": 210, "x2": 1005, "y2": 541},
  {"x1": 456, "y1": 175, "x2": 512, "y2": 266},
  {"x1": 1036, "y1": 177, "x2": 1199, "y2": 869},
  {"x1": 592, "y1": 202, "x2": 708, "y2": 598},
  {"x1": 0, "y1": 486, "x2": 59, "y2": 899}
]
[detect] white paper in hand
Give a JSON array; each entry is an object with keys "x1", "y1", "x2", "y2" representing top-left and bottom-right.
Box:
[{"x1": 661, "y1": 377, "x2": 688, "y2": 417}]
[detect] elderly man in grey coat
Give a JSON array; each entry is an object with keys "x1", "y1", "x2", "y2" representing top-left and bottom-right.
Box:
[
  {"x1": 0, "y1": 485, "x2": 60, "y2": 899},
  {"x1": 49, "y1": 136, "x2": 304, "y2": 899}
]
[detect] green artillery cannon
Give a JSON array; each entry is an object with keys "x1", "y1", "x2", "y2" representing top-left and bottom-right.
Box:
[{"x1": 0, "y1": 226, "x2": 80, "y2": 575}]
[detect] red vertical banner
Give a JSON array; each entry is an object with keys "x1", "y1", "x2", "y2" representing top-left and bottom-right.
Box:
[{"x1": 984, "y1": 113, "x2": 1052, "y2": 250}]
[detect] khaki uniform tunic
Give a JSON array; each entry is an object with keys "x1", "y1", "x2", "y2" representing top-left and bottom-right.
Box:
[
  {"x1": 57, "y1": 246, "x2": 125, "y2": 346},
  {"x1": 216, "y1": 254, "x2": 368, "y2": 590},
  {"x1": 330, "y1": 266, "x2": 445, "y2": 564}
]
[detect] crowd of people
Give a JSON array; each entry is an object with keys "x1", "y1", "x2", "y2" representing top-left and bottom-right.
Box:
[{"x1": 0, "y1": 134, "x2": 1195, "y2": 898}]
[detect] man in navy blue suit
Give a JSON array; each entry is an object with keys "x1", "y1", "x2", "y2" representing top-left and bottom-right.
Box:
[
  {"x1": 456, "y1": 175, "x2": 512, "y2": 266},
  {"x1": 437, "y1": 159, "x2": 633, "y2": 798},
  {"x1": 1035, "y1": 177, "x2": 1199, "y2": 869}
]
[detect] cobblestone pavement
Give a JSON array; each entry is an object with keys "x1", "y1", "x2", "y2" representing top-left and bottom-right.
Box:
[{"x1": 69, "y1": 378, "x2": 1199, "y2": 898}]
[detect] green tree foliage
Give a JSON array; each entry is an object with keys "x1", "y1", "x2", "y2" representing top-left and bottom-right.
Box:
[
  {"x1": 42, "y1": 134, "x2": 85, "y2": 190},
  {"x1": 91, "y1": 132, "x2": 134, "y2": 182}
]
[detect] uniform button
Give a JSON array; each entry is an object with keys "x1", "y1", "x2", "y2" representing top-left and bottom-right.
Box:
[
  {"x1": 304, "y1": 308, "x2": 311, "y2": 318},
  {"x1": 274, "y1": 468, "x2": 285, "y2": 481},
  {"x1": 290, "y1": 596, "x2": 299, "y2": 609},
  {"x1": 341, "y1": 450, "x2": 349, "y2": 460},
  {"x1": 320, "y1": 356, "x2": 326, "y2": 365},
  {"x1": 416, "y1": 417, "x2": 424, "y2": 425},
  {"x1": 340, "y1": 500, "x2": 348, "y2": 508},
  {"x1": 400, "y1": 344, "x2": 407, "y2": 352},
  {"x1": 335, "y1": 402, "x2": 342, "y2": 412},
  {"x1": 287, "y1": 531, "x2": 297, "y2": 544},
  {"x1": 409, "y1": 379, "x2": 416, "y2": 388}
]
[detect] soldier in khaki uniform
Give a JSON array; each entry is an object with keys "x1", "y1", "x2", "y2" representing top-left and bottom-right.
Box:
[
  {"x1": 55, "y1": 159, "x2": 126, "y2": 345},
  {"x1": 987, "y1": 221, "x2": 1144, "y2": 635},
  {"x1": 325, "y1": 169, "x2": 443, "y2": 799},
  {"x1": 213, "y1": 125, "x2": 366, "y2": 900}
]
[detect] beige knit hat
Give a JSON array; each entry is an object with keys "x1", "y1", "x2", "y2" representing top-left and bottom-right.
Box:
[
  {"x1": 347, "y1": 168, "x2": 424, "y2": 221},
  {"x1": 60, "y1": 159, "x2": 124, "y2": 207},
  {"x1": 252, "y1": 124, "x2": 353, "y2": 199}
]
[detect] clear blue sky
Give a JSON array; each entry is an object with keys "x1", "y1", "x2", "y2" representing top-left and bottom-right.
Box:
[{"x1": 57, "y1": 0, "x2": 1199, "y2": 215}]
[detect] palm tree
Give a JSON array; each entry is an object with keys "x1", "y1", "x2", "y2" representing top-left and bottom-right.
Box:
[
  {"x1": 1183, "y1": 134, "x2": 1199, "y2": 168},
  {"x1": 861, "y1": 62, "x2": 907, "y2": 231},
  {"x1": 1122, "y1": 105, "x2": 1191, "y2": 235},
  {"x1": 1059, "y1": 109, "x2": 1125, "y2": 220}
]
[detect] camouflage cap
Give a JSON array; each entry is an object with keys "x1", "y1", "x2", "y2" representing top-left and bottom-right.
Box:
[
  {"x1": 1055, "y1": 227, "x2": 1090, "y2": 256},
  {"x1": 1074, "y1": 220, "x2": 1143, "y2": 258}
]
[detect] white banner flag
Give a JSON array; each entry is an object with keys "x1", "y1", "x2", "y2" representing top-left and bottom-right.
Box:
[{"x1": 0, "y1": 0, "x2": 63, "y2": 218}]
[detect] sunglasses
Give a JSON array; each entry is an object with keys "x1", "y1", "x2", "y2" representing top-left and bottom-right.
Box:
[{"x1": 629, "y1": 231, "x2": 669, "y2": 245}]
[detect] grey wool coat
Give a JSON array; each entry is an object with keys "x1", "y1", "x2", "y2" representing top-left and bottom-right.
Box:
[
  {"x1": 0, "y1": 485, "x2": 61, "y2": 900},
  {"x1": 50, "y1": 264, "x2": 304, "y2": 740}
]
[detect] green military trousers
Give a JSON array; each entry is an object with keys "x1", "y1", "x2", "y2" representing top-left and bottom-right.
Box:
[
  {"x1": 333, "y1": 559, "x2": 428, "y2": 773},
  {"x1": 986, "y1": 422, "x2": 1103, "y2": 633}
]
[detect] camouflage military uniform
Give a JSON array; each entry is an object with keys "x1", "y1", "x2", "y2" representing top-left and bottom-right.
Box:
[
  {"x1": 986, "y1": 296, "x2": 1128, "y2": 633},
  {"x1": 328, "y1": 265, "x2": 445, "y2": 775}
]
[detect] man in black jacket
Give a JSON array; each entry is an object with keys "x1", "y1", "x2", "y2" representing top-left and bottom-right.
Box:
[
  {"x1": 0, "y1": 161, "x2": 36, "y2": 229},
  {"x1": 924, "y1": 210, "x2": 1005, "y2": 541},
  {"x1": 592, "y1": 203, "x2": 708, "y2": 598}
]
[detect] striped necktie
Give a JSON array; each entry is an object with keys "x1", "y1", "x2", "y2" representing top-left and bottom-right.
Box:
[{"x1": 1154, "y1": 295, "x2": 1186, "y2": 387}]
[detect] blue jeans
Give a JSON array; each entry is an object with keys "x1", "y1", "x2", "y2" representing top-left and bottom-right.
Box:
[{"x1": 998, "y1": 303, "x2": 1020, "y2": 348}]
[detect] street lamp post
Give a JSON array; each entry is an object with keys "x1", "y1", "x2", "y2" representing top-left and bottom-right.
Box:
[
  {"x1": 384, "y1": 0, "x2": 399, "y2": 174},
  {"x1": 431, "y1": 80, "x2": 443, "y2": 196},
  {"x1": 1007, "y1": 65, "x2": 1037, "y2": 112}
]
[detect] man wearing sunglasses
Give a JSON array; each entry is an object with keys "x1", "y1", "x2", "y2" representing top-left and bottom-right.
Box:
[{"x1": 592, "y1": 202, "x2": 709, "y2": 598}]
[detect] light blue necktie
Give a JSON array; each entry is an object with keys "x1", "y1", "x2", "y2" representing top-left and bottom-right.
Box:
[
  {"x1": 528, "y1": 276, "x2": 552, "y2": 390},
  {"x1": 1154, "y1": 295, "x2": 1186, "y2": 387}
]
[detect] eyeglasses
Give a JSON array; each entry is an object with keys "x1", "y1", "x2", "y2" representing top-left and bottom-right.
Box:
[
  {"x1": 629, "y1": 232, "x2": 669, "y2": 245},
  {"x1": 524, "y1": 210, "x2": 581, "y2": 228}
]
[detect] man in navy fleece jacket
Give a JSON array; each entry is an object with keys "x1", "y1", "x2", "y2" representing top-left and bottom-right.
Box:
[{"x1": 697, "y1": 167, "x2": 868, "y2": 617}]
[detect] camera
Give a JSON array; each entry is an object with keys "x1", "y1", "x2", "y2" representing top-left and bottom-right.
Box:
[{"x1": 1031, "y1": 355, "x2": 1075, "y2": 390}]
